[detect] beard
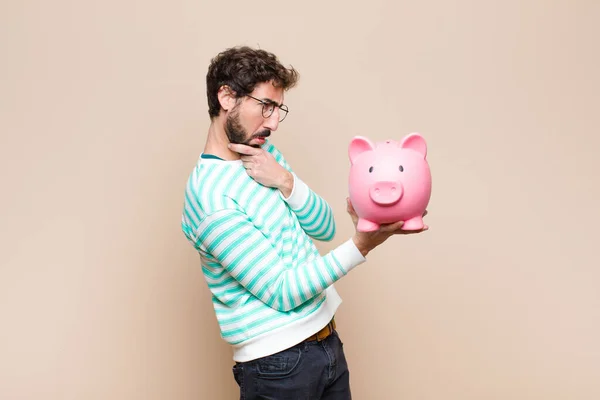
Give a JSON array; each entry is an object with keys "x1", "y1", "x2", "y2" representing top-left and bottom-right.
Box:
[{"x1": 225, "y1": 107, "x2": 271, "y2": 148}]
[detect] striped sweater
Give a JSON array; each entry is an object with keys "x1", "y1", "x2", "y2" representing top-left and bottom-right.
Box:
[{"x1": 181, "y1": 140, "x2": 365, "y2": 362}]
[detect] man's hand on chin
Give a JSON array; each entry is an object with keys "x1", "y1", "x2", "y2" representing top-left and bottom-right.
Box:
[{"x1": 228, "y1": 143, "x2": 293, "y2": 197}]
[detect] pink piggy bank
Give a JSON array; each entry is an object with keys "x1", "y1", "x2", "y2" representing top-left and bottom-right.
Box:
[{"x1": 348, "y1": 133, "x2": 432, "y2": 232}]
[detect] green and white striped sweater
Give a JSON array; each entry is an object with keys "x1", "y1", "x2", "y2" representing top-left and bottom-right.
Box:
[{"x1": 181, "y1": 140, "x2": 365, "y2": 362}]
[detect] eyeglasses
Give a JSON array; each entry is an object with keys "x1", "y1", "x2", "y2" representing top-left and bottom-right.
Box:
[{"x1": 246, "y1": 95, "x2": 289, "y2": 122}]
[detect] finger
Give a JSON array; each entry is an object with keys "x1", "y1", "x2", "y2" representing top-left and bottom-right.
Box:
[
  {"x1": 346, "y1": 198, "x2": 354, "y2": 212},
  {"x1": 395, "y1": 225, "x2": 428, "y2": 235},
  {"x1": 345, "y1": 198, "x2": 358, "y2": 222},
  {"x1": 346, "y1": 199, "x2": 359, "y2": 217},
  {"x1": 228, "y1": 143, "x2": 260, "y2": 156},
  {"x1": 346, "y1": 204, "x2": 356, "y2": 218},
  {"x1": 242, "y1": 161, "x2": 252, "y2": 170},
  {"x1": 381, "y1": 220, "x2": 404, "y2": 232}
]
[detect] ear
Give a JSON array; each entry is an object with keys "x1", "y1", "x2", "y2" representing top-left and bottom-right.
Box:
[
  {"x1": 400, "y1": 133, "x2": 427, "y2": 158},
  {"x1": 217, "y1": 85, "x2": 237, "y2": 112},
  {"x1": 349, "y1": 136, "x2": 375, "y2": 164}
]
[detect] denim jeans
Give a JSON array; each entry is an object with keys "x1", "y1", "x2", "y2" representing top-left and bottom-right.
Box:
[{"x1": 232, "y1": 330, "x2": 351, "y2": 399}]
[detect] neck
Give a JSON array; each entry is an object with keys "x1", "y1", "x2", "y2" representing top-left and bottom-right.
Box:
[{"x1": 204, "y1": 116, "x2": 240, "y2": 161}]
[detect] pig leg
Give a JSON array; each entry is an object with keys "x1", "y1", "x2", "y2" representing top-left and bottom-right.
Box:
[
  {"x1": 357, "y1": 218, "x2": 380, "y2": 232},
  {"x1": 401, "y1": 216, "x2": 424, "y2": 230}
]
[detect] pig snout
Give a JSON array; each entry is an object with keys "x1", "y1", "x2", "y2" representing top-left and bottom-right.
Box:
[{"x1": 369, "y1": 181, "x2": 403, "y2": 205}]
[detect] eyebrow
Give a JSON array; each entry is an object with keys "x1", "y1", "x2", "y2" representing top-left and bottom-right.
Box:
[{"x1": 260, "y1": 97, "x2": 284, "y2": 107}]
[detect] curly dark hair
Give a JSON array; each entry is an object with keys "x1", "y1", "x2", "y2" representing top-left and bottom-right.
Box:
[{"x1": 206, "y1": 46, "x2": 299, "y2": 118}]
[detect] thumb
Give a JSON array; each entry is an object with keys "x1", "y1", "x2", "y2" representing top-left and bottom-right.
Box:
[{"x1": 346, "y1": 198, "x2": 358, "y2": 221}]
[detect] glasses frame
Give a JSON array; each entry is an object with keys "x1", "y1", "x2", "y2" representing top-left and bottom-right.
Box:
[{"x1": 246, "y1": 95, "x2": 289, "y2": 122}]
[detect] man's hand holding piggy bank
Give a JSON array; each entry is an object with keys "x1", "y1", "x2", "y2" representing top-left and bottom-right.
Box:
[{"x1": 347, "y1": 132, "x2": 431, "y2": 255}]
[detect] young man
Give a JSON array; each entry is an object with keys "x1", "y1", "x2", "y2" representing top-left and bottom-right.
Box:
[{"x1": 181, "y1": 46, "x2": 428, "y2": 399}]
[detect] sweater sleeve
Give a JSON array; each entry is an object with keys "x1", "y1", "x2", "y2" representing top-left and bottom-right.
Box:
[
  {"x1": 268, "y1": 144, "x2": 337, "y2": 242},
  {"x1": 280, "y1": 173, "x2": 336, "y2": 241},
  {"x1": 194, "y1": 209, "x2": 365, "y2": 312}
]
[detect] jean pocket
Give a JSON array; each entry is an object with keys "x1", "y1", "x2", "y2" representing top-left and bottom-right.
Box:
[
  {"x1": 232, "y1": 363, "x2": 244, "y2": 386},
  {"x1": 232, "y1": 364, "x2": 246, "y2": 399},
  {"x1": 255, "y1": 347, "x2": 302, "y2": 379}
]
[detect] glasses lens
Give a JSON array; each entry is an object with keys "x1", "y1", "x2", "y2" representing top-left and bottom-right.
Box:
[
  {"x1": 279, "y1": 105, "x2": 288, "y2": 122},
  {"x1": 262, "y1": 104, "x2": 275, "y2": 119}
]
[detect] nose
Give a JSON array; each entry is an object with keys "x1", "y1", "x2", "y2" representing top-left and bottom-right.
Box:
[
  {"x1": 369, "y1": 181, "x2": 403, "y2": 205},
  {"x1": 263, "y1": 110, "x2": 280, "y2": 131}
]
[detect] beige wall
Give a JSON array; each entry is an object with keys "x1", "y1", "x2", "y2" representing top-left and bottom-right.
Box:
[{"x1": 2, "y1": 0, "x2": 599, "y2": 399}]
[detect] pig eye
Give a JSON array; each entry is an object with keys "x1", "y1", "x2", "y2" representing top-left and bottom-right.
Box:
[
  {"x1": 399, "y1": 165, "x2": 404, "y2": 172},
  {"x1": 369, "y1": 166, "x2": 374, "y2": 173}
]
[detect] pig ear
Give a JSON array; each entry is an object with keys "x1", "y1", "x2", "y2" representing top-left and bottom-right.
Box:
[
  {"x1": 349, "y1": 136, "x2": 375, "y2": 164},
  {"x1": 400, "y1": 133, "x2": 427, "y2": 157}
]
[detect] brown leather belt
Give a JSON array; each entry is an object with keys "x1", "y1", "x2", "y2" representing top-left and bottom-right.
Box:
[{"x1": 304, "y1": 318, "x2": 336, "y2": 342}]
